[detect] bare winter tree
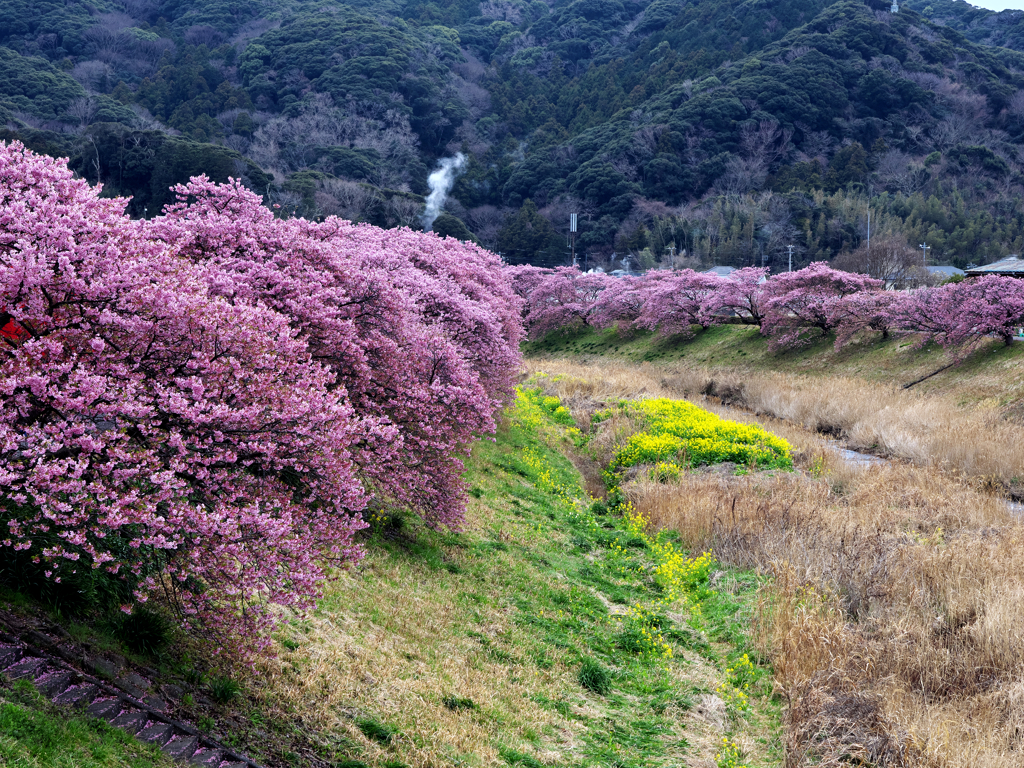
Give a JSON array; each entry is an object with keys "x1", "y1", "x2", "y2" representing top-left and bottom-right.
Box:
[
  {"x1": 874, "y1": 150, "x2": 923, "y2": 195},
  {"x1": 480, "y1": 0, "x2": 523, "y2": 23},
  {"x1": 797, "y1": 129, "x2": 836, "y2": 164},
  {"x1": 713, "y1": 120, "x2": 790, "y2": 196},
  {"x1": 933, "y1": 87, "x2": 989, "y2": 148},
  {"x1": 833, "y1": 234, "x2": 919, "y2": 287},
  {"x1": 248, "y1": 94, "x2": 420, "y2": 187},
  {"x1": 465, "y1": 205, "x2": 508, "y2": 250},
  {"x1": 184, "y1": 25, "x2": 222, "y2": 47},
  {"x1": 385, "y1": 196, "x2": 424, "y2": 228},
  {"x1": 315, "y1": 178, "x2": 378, "y2": 221},
  {"x1": 66, "y1": 97, "x2": 98, "y2": 128},
  {"x1": 71, "y1": 61, "x2": 114, "y2": 92}
]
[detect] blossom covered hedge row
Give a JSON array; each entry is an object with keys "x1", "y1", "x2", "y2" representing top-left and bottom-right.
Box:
[
  {"x1": 0, "y1": 142, "x2": 522, "y2": 654},
  {"x1": 512, "y1": 263, "x2": 1024, "y2": 353}
]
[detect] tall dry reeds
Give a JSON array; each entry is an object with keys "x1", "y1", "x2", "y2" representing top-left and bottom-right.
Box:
[
  {"x1": 527, "y1": 358, "x2": 1024, "y2": 767},
  {"x1": 528, "y1": 358, "x2": 1024, "y2": 484},
  {"x1": 629, "y1": 466, "x2": 1024, "y2": 767}
]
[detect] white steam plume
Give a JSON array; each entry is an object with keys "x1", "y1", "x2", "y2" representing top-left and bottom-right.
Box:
[{"x1": 421, "y1": 153, "x2": 467, "y2": 230}]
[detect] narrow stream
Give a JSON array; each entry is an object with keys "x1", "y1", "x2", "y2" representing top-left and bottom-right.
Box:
[{"x1": 699, "y1": 395, "x2": 1023, "y2": 516}]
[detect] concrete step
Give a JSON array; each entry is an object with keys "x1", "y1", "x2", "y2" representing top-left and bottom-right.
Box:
[
  {"x1": 53, "y1": 683, "x2": 99, "y2": 707},
  {"x1": 137, "y1": 722, "x2": 175, "y2": 746},
  {"x1": 0, "y1": 645, "x2": 23, "y2": 668},
  {"x1": 35, "y1": 669, "x2": 74, "y2": 697},
  {"x1": 188, "y1": 748, "x2": 224, "y2": 766},
  {"x1": 86, "y1": 697, "x2": 122, "y2": 719},
  {"x1": 110, "y1": 710, "x2": 148, "y2": 735},
  {"x1": 163, "y1": 735, "x2": 199, "y2": 760},
  {"x1": 4, "y1": 656, "x2": 47, "y2": 680}
]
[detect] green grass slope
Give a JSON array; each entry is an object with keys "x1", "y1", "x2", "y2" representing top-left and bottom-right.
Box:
[{"x1": 0, "y1": 679, "x2": 174, "y2": 768}]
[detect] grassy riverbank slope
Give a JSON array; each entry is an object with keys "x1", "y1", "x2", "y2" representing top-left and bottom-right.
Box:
[
  {"x1": 523, "y1": 325, "x2": 1024, "y2": 416},
  {"x1": 1, "y1": 389, "x2": 780, "y2": 768}
]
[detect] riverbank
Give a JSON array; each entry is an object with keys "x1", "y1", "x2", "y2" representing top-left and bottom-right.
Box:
[
  {"x1": 525, "y1": 360, "x2": 1024, "y2": 768},
  {"x1": 523, "y1": 325, "x2": 1024, "y2": 418}
]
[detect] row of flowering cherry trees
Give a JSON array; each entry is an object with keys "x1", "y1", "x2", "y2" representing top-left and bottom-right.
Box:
[
  {"x1": 513, "y1": 263, "x2": 1024, "y2": 353},
  {"x1": 0, "y1": 143, "x2": 522, "y2": 654}
]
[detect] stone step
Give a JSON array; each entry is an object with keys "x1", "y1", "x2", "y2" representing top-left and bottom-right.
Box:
[
  {"x1": 53, "y1": 683, "x2": 100, "y2": 707},
  {"x1": 86, "y1": 697, "x2": 122, "y2": 719},
  {"x1": 35, "y1": 669, "x2": 74, "y2": 697},
  {"x1": 188, "y1": 747, "x2": 224, "y2": 766},
  {"x1": 110, "y1": 710, "x2": 148, "y2": 735},
  {"x1": 0, "y1": 645, "x2": 23, "y2": 668},
  {"x1": 163, "y1": 735, "x2": 199, "y2": 760},
  {"x1": 137, "y1": 722, "x2": 175, "y2": 746},
  {"x1": 4, "y1": 656, "x2": 47, "y2": 680}
]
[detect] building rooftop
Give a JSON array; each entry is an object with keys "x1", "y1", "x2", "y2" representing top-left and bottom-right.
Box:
[
  {"x1": 703, "y1": 266, "x2": 736, "y2": 277},
  {"x1": 926, "y1": 266, "x2": 965, "y2": 277},
  {"x1": 965, "y1": 256, "x2": 1024, "y2": 276}
]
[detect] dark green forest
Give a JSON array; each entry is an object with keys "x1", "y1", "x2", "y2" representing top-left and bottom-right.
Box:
[{"x1": 1, "y1": 0, "x2": 1023, "y2": 269}]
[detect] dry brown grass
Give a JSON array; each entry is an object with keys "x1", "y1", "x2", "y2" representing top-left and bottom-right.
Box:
[
  {"x1": 527, "y1": 357, "x2": 1024, "y2": 768},
  {"x1": 527, "y1": 358, "x2": 1024, "y2": 485},
  {"x1": 248, "y1": 552, "x2": 583, "y2": 767}
]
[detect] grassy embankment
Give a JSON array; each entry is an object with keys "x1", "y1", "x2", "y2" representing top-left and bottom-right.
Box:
[
  {"x1": 0, "y1": 678, "x2": 174, "y2": 768},
  {"x1": 528, "y1": 360, "x2": 1024, "y2": 768},
  {"x1": 523, "y1": 323, "x2": 1024, "y2": 411},
  {"x1": 243, "y1": 387, "x2": 782, "y2": 768}
]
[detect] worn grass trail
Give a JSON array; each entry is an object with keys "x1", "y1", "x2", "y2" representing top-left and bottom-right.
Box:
[{"x1": 250, "y1": 390, "x2": 781, "y2": 768}]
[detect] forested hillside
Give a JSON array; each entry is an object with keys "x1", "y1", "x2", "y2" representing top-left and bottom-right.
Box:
[{"x1": 2, "y1": 0, "x2": 1024, "y2": 269}]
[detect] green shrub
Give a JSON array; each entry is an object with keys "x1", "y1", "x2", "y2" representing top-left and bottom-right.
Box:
[
  {"x1": 115, "y1": 608, "x2": 171, "y2": 655},
  {"x1": 577, "y1": 659, "x2": 611, "y2": 695},
  {"x1": 356, "y1": 716, "x2": 398, "y2": 744},
  {"x1": 208, "y1": 677, "x2": 241, "y2": 705}
]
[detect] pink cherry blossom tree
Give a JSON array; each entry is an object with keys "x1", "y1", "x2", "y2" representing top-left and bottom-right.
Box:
[
  {"x1": 0, "y1": 143, "x2": 369, "y2": 653},
  {"x1": 149, "y1": 177, "x2": 521, "y2": 530},
  {"x1": 760, "y1": 263, "x2": 882, "y2": 349},
  {"x1": 828, "y1": 291, "x2": 905, "y2": 350},
  {"x1": 521, "y1": 266, "x2": 609, "y2": 338},
  {"x1": 716, "y1": 267, "x2": 770, "y2": 326},
  {"x1": 588, "y1": 275, "x2": 646, "y2": 334},
  {"x1": 635, "y1": 269, "x2": 724, "y2": 338},
  {"x1": 0, "y1": 141, "x2": 523, "y2": 656}
]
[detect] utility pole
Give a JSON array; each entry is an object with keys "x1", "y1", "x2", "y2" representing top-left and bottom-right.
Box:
[
  {"x1": 866, "y1": 205, "x2": 871, "y2": 256},
  {"x1": 570, "y1": 213, "x2": 578, "y2": 268},
  {"x1": 787, "y1": 244, "x2": 795, "y2": 272},
  {"x1": 920, "y1": 242, "x2": 930, "y2": 269}
]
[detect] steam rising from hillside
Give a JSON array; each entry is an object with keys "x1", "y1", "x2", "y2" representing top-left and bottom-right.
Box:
[{"x1": 421, "y1": 153, "x2": 467, "y2": 231}]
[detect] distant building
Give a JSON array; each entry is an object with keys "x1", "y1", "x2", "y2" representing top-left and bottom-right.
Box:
[
  {"x1": 965, "y1": 256, "x2": 1024, "y2": 278},
  {"x1": 926, "y1": 266, "x2": 965, "y2": 280},
  {"x1": 703, "y1": 266, "x2": 736, "y2": 278}
]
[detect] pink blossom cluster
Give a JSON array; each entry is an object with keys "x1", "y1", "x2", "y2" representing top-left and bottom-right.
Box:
[
  {"x1": 515, "y1": 262, "x2": 1024, "y2": 355},
  {"x1": 0, "y1": 142, "x2": 521, "y2": 654}
]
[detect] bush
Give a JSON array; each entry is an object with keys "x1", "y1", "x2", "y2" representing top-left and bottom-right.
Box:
[
  {"x1": 114, "y1": 608, "x2": 171, "y2": 656},
  {"x1": 577, "y1": 659, "x2": 611, "y2": 695},
  {"x1": 208, "y1": 677, "x2": 241, "y2": 705}
]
